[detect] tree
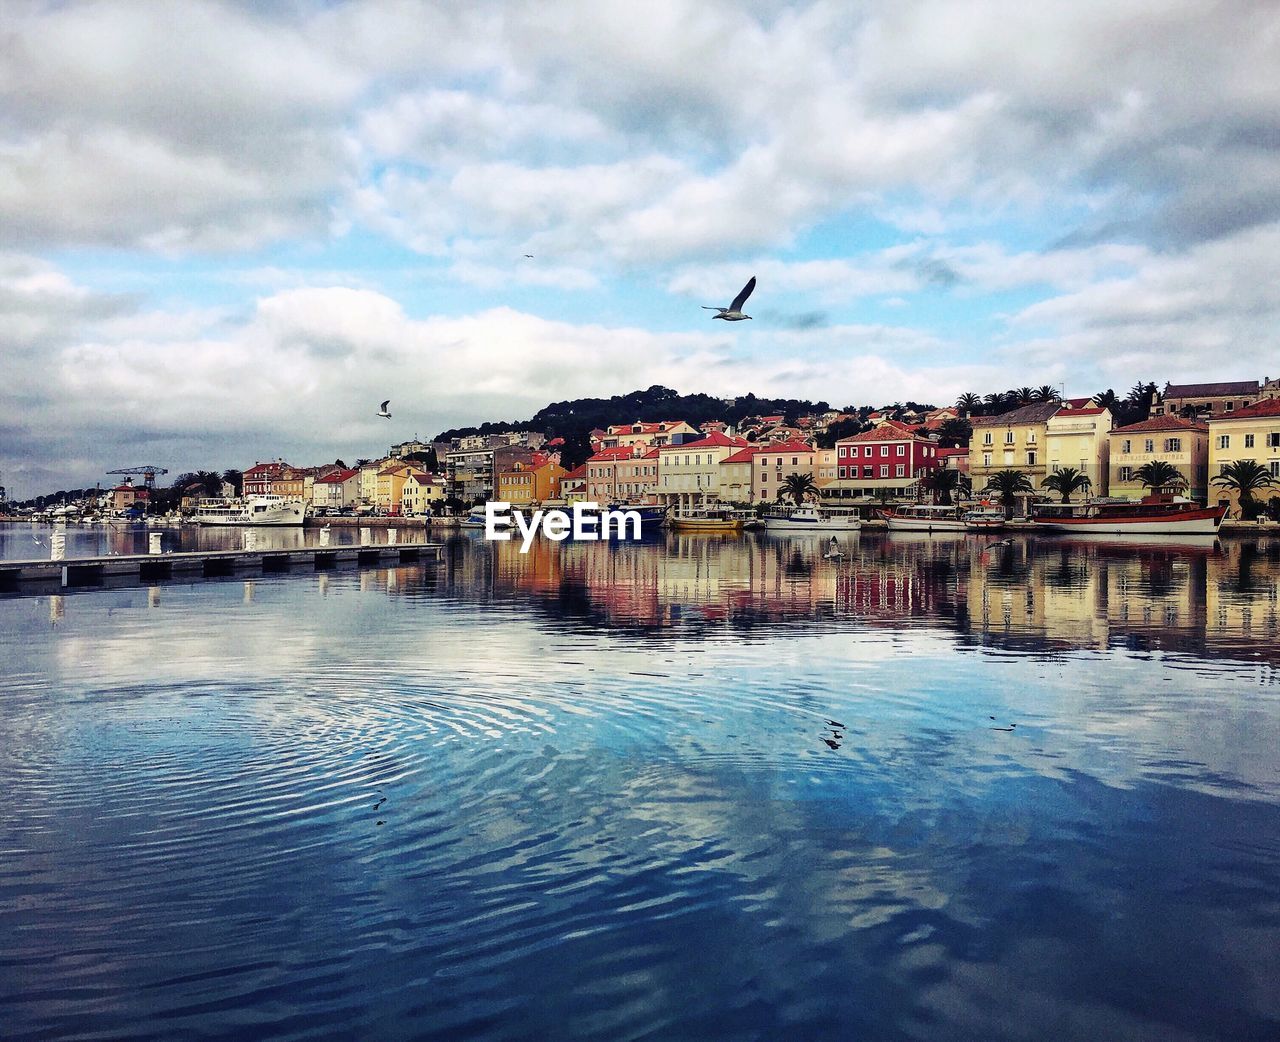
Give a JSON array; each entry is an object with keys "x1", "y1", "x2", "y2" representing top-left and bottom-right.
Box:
[
  {"x1": 1041, "y1": 467, "x2": 1092, "y2": 503},
  {"x1": 983, "y1": 469, "x2": 1034, "y2": 519},
  {"x1": 983, "y1": 392, "x2": 1009, "y2": 415},
  {"x1": 1010, "y1": 387, "x2": 1035, "y2": 406},
  {"x1": 1032, "y1": 385, "x2": 1061, "y2": 402},
  {"x1": 1213, "y1": 459, "x2": 1276, "y2": 520},
  {"x1": 935, "y1": 417, "x2": 972, "y2": 447},
  {"x1": 780, "y1": 473, "x2": 819, "y2": 505},
  {"x1": 956, "y1": 392, "x2": 981, "y2": 417},
  {"x1": 923, "y1": 467, "x2": 968, "y2": 505},
  {"x1": 1134, "y1": 460, "x2": 1188, "y2": 494},
  {"x1": 222, "y1": 469, "x2": 243, "y2": 496},
  {"x1": 1092, "y1": 389, "x2": 1121, "y2": 413}
]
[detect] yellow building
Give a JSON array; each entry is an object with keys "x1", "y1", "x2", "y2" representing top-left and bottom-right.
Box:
[
  {"x1": 401, "y1": 471, "x2": 445, "y2": 515},
  {"x1": 497, "y1": 462, "x2": 569, "y2": 505},
  {"x1": 655, "y1": 432, "x2": 749, "y2": 511},
  {"x1": 1109, "y1": 416, "x2": 1209, "y2": 502},
  {"x1": 968, "y1": 401, "x2": 1062, "y2": 498},
  {"x1": 1207, "y1": 398, "x2": 1280, "y2": 514},
  {"x1": 1045, "y1": 406, "x2": 1112, "y2": 494},
  {"x1": 718, "y1": 447, "x2": 756, "y2": 503},
  {"x1": 360, "y1": 459, "x2": 386, "y2": 506},
  {"x1": 375, "y1": 461, "x2": 414, "y2": 514}
]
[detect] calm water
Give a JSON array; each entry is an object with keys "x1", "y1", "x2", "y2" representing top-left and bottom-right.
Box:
[{"x1": 2, "y1": 531, "x2": 1279, "y2": 1041}]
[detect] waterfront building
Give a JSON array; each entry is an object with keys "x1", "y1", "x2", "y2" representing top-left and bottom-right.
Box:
[
  {"x1": 655, "y1": 432, "x2": 748, "y2": 511},
  {"x1": 497, "y1": 461, "x2": 569, "y2": 505},
  {"x1": 110, "y1": 480, "x2": 148, "y2": 513},
  {"x1": 751, "y1": 440, "x2": 817, "y2": 503},
  {"x1": 1045, "y1": 406, "x2": 1112, "y2": 494},
  {"x1": 828, "y1": 421, "x2": 940, "y2": 501},
  {"x1": 311, "y1": 468, "x2": 361, "y2": 512},
  {"x1": 814, "y1": 448, "x2": 837, "y2": 488},
  {"x1": 1153, "y1": 380, "x2": 1262, "y2": 419},
  {"x1": 597, "y1": 421, "x2": 699, "y2": 451},
  {"x1": 586, "y1": 447, "x2": 659, "y2": 503},
  {"x1": 967, "y1": 402, "x2": 1062, "y2": 501},
  {"x1": 400, "y1": 471, "x2": 445, "y2": 515},
  {"x1": 375, "y1": 461, "x2": 414, "y2": 514},
  {"x1": 1206, "y1": 398, "x2": 1280, "y2": 513},
  {"x1": 445, "y1": 444, "x2": 536, "y2": 504},
  {"x1": 934, "y1": 446, "x2": 969, "y2": 474},
  {"x1": 1109, "y1": 417, "x2": 1209, "y2": 502},
  {"x1": 359, "y1": 460, "x2": 386, "y2": 507},
  {"x1": 559, "y1": 464, "x2": 587, "y2": 504},
  {"x1": 718, "y1": 446, "x2": 756, "y2": 503}
]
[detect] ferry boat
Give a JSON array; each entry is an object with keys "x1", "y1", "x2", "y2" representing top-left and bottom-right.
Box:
[
  {"x1": 963, "y1": 507, "x2": 1006, "y2": 531},
  {"x1": 881, "y1": 504, "x2": 968, "y2": 532},
  {"x1": 193, "y1": 495, "x2": 307, "y2": 526},
  {"x1": 669, "y1": 508, "x2": 745, "y2": 533},
  {"x1": 761, "y1": 504, "x2": 862, "y2": 533},
  {"x1": 1030, "y1": 493, "x2": 1227, "y2": 536}
]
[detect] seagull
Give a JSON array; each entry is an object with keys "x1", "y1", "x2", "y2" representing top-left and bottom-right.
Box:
[
  {"x1": 523, "y1": 254, "x2": 534, "y2": 258},
  {"x1": 823, "y1": 535, "x2": 844, "y2": 559},
  {"x1": 377, "y1": 400, "x2": 392, "y2": 419},
  {"x1": 702, "y1": 275, "x2": 756, "y2": 321},
  {"x1": 988, "y1": 538, "x2": 1013, "y2": 548}
]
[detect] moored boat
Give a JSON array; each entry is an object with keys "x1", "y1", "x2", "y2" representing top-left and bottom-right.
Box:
[
  {"x1": 762, "y1": 503, "x2": 862, "y2": 533},
  {"x1": 881, "y1": 504, "x2": 968, "y2": 532},
  {"x1": 963, "y1": 507, "x2": 1006, "y2": 531},
  {"x1": 1030, "y1": 493, "x2": 1226, "y2": 535},
  {"x1": 193, "y1": 495, "x2": 307, "y2": 526},
  {"x1": 670, "y1": 508, "x2": 745, "y2": 533}
]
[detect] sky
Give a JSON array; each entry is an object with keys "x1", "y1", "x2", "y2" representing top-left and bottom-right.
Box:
[{"x1": 3, "y1": 0, "x2": 1279, "y2": 499}]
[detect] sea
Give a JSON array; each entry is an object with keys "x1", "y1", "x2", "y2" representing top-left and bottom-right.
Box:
[{"x1": 1, "y1": 524, "x2": 1278, "y2": 1041}]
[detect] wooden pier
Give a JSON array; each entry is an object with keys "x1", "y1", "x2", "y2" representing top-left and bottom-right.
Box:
[{"x1": 0, "y1": 543, "x2": 444, "y2": 594}]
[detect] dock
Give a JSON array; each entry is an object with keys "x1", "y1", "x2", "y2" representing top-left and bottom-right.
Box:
[{"x1": 0, "y1": 543, "x2": 444, "y2": 594}]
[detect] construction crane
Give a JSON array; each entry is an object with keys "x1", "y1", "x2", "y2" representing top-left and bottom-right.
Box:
[{"x1": 107, "y1": 465, "x2": 169, "y2": 489}]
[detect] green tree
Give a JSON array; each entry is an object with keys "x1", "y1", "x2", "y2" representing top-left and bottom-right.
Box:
[
  {"x1": 1010, "y1": 387, "x2": 1035, "y2": 406},
  {"x1": 780, "y1": 473, "x2": 819, "y2": 505},
  {"x1": 1032, "y1": 385, "x2": 1061, "y2": 402},
  {"x1": 923, "y1": 467, "x2": 968, "y2": 505},
  {"x1": 1213, "y1": 459, "x2": 1276, "y2": 520},
  {"x1": 983, "y1": 469, "x2": 1034, "y2": 519},
  {"x1": 956, "y1": 392, "x2": 982, "y2": 417},
  {"x1": 1092, "y1": 389, "x2": 1121, "y2": 413},
  {"x1": 1134, "y1": 460, "x2": 1188, "y2": 494},
  {"x1": 1041, "y1": 467, "x2": 1092, "y2": 503},
  {"x1": 222, "y1": 469, "x2": 243, "y2": 496},
  {"x1": 935, "y1": 417, "x2": 972, "y2": 447}
]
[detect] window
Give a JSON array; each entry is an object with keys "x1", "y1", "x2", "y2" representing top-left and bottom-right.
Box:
[
  {"x1": 865, "y1": 446, "x2": 873, "y2": 457},
  {"x1": 880, "y1": 446, "x2": 889, "y2": 457},
  {"x1": 1226, "y1": 402, "x2": 1234, "y2": 411},
  {"x1": 1269, "y1": 433, "x2": 1280, "y2": 448},
  {"x1": 879, "y1": 465, "x2": 889, "y2": 477},
  {"x1": 1121, "y1": 439, "x2": 1131, "y2": 453},
  {"x1": 1245, "y1": 434, "x2": 1255, "y2": 448},
  {"x1": 1217, "y1": 435, "x2": 1230, "y2": 449},
  {"x1": 896, "y1": 445, "x2": 905, "y2": 456},
  {"x1": 983, "y1": 452, "x2": 992, "y2": 467},
  {"x1": 1005, "y1": 431, "x2": 1014, "y2": 444},
  {"x1": 1272, "y1": 462, "x2": 1280, "y2": 477},
  {"x1": 1165, "y1": 438, "x2": 1181, "y2": 452},
  {"x1": 838, "y1": 467, "x2": 847, "y2": 479},
  {"x1": 984, "y1": 432, "x2": 993, "y2": 445},
  {"x1": 1119, "y1": 466, "x2": 1133, "y2": 482},
  {"x1": 862, "y1": 466, "x2": 873, "y2": 478},
  {"x1": 838, "y1": 446, "x2": 847, "y2": 458},
  {"x1": 1027, "y1": 432, "x2": 1036, "y2": 444},
  {"x1": 895, "y1": 464, "x2": 905, "y2": 477},
  {"x1": 1027, "y1": 451, "x2": 1037, "y2": 466},
  {"x1": 1144, "y1": 439, "x2": 1154, "y2": 453}
]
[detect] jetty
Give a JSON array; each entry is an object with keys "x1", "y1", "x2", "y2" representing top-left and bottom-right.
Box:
[{"x1": 0, "y1": 542, "x2": 444, "y2": 594}]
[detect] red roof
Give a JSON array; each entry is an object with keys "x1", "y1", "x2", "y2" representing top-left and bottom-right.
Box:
[
  {"x1": 1165, "y1": 380, "x2": 1260, "y2": 398},
  {"x1": 1060, "y1": 407, "x2": 1106, "y2": 416},
  {"x1": 660, "y1": 431, "x2": 747, "y2": 450},
  {"x1": 1111, "y1": 415, "x2": 1207, "y2": 434},
  {"x1": 720, "y1": 447, "x2": 759, "y2": 464},
  {"x1": 1213, "y1": 397, "x2": 1280, "y2": 420},
  {"x1": 588, "y1": 446, "x2": 642, "y2": 462},
  {"x1": 314, "y1": 468, "x2": 359, "y2": 483},
  {"x1": 838, "y1": 422, "x2": 925, "y2": 444},
  {"x1": 547, "y1": 437, "x2": 564, "y2": 446},
  {"x1": 935, "y1": 446, "x2": 968, "y2": 457},
  {"x1": 563, "y1": 464, "x2": 586, "y2": 480},
  {"x1": 753, "y1": 439, "x2": 815, "y2": 454}
]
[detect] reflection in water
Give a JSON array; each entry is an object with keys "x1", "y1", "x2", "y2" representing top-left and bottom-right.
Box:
[{"x1": 1, "y1": 532, "x2": 1278, "y2": 1041}]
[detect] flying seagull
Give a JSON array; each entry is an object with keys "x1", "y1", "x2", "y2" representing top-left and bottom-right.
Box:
[
  {"x1": 703, "y1": 276, "x2": 756, "y2": 321},
  {"x1": 377, "y1": 400, "x2": 392, "y2": 419}
]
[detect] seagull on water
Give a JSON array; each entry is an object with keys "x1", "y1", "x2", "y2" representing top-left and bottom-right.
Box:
[
  {"x1": 377, "y1": 400, "x2": 392, "y2": 419},
  {"x1": 822, "y1": 535, "x2": 844, "y2": 559},
  {"x1": 703, "y1": 276, "x2": 756, "y2": 321}
]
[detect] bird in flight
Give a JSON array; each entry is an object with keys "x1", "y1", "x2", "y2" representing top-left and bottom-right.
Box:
[
  {"x1": 703, "y1": 276, "x2": 756, "y2": 321},
  {"x1": 377, "y1": 400, "x2": 392, "y2": 419}
]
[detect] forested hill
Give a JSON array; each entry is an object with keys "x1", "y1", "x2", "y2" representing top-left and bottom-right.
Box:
[{"x1": 434, "y1": 385, "x2": 840, "y2": 467}]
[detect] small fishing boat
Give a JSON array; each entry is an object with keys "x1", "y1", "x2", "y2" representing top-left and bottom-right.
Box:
[
  {"x1": 881, "y1": 504, "x2": 968, "y2": 532},
  {"x1": 1030, "y1": 493, "x2": 1226, "y2": 536},
  {"x1": 761, "y1": 503, "x2": 862, "y2": 533},
  {"x1": 963, "y1": 507, "x2": 1006, "y2": 531},
  {"x1": 669, "y1": 508, "x2": 745, "y2": 533}
]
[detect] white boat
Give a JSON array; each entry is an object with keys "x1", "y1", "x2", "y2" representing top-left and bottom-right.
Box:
[
  {"x1": 1030, "y1": 494, "x2": 1226, "y2": 536},
  {"x1": 881, "y1": 504, "x2": 968, "y2": 532},
  {"x1": 963, "y1": 507, "x2": 1006, "y2": 531},
  {"x1": 193, "y1": 495, "x2": 307, "y2": 526},
  {"x1": 761, "y1": 504, "x2": 862, "y2": 533},
  {"x1": 460, "y1": 510, "x2": 488, "y2": 528}
]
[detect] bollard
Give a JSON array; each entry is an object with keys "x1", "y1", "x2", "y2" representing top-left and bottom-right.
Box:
[
  {"x1": 49, "y1": 527, "x2": 66, "y2": 561},
  {"x1": 387, "y1": 527, "x2": 397, "y2": 545},
  {"x1": 149, "y1": 532, "x2": 163, "y2": 555},
  {"x1": 244, "y1": 529, "x2": 258, "y2": 552},
  {"x1": 360, "y1": 526, "x2": 371, "y2": 546}
]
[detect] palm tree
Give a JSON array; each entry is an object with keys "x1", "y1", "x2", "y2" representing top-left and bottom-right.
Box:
[
  {"x1": 1010, "y1": 387, "x2": 1035, "y2": 406},
  {"x1": 1213, "y1": 459, "x2": 1276, "y2": 520},
  {"x1": 983, "y1": 469, "x2": 1034, "y2": 519},
  {"x1": 780, "y1": 472, "x2": 819, "y2": 506},
  {"x1": 1134, "y1": 460, "x2": 1188, "y2": 494},
  {"x1": 956, "y1": 392, "x2": 982, "y2": 417},
  {"x1": 1092, "y1": 389, "x2": 1121, "y2": 413},
  {"x1": 1032, "y1": 385, "x2": 1061, "y2": 402},
  {"x1": 1041, "y1": 467, "x2": 1092, "y2": 503},
  {"x1": 924, "y1": 467, "x2": 968, "y2": 505},
  {"x1": 983, "y1": 392, "x2": 1007, "y2": 414}
]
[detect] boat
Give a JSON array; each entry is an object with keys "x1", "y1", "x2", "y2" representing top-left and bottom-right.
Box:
[
  {"x1": 963, "y1": 507, "x2": 1006, "y2": 531},
  {"x1": 1029, "y1": 493, "x2": 1227, "y2": 535},
  {"x1": 669, "y1": 508, "x2": 745, "y2": 533},
  {"x1": 881, "y1": 504, "x2": 968, "y2": 532},
  {"x1": 460, "y1": 510, "x2": 488, "y2": 528},
  {"x1": 193, "y1": 495, "x2": 307, "y2": 526},
  {"x1": 607, "y1": 502, "x2": 669, "y2": 531},
  {"x1": 761, "y1": 503, "x2": 862, "y2": 533}
]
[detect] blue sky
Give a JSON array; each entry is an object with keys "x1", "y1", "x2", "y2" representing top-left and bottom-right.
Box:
[{"x1": 3, "y1": 0, "x2": 1279, "y2": 498}]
